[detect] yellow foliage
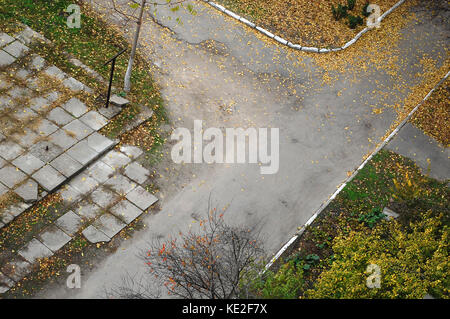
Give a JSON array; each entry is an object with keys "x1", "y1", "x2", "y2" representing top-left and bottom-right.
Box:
[{"x1": 307, "y1": 211, "x2": 449, "y2": 299}]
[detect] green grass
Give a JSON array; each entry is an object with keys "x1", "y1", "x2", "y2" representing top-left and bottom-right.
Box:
[{"x1": 0, "y1": 0, "x2": 165, "y2": 135}]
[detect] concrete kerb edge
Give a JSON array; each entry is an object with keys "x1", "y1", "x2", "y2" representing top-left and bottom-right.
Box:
[
  {"x1": 264, "y1": 70, "x2": 450, "y2": 272},
  {"x1": 202, "y1": 0, "x2": 406, "y2": 53}
]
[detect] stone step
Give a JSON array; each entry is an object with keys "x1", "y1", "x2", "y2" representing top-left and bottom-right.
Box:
[{"x1": 110, "y1": 94, "x2": 130, "y2": 107}]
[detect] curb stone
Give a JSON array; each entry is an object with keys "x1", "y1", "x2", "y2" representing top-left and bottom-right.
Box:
[{"x1": 203, "y1": 0, "x2": 406, "y2": 53}]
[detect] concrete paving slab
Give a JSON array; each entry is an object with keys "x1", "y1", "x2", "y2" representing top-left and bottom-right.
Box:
[
  {"x1": 69, "y1": 173, "x2": 99, "y2": 194},
  {"x1": 0, "y1": 211, "x2": 14, "y2": 225},
  {"x1": 44, "y1": 65, "x2": 67, "y2": 81},
  {"x1": 15, "y1": 26, "x2": 47, "y2": 45},
  {"x1": 3, "y1": 201, "x2": 30, "y2": 218},
  {"x1": 120, "y1": 145, "x2": 143, "y2": 159},
  {"x1": 87, "y1": 161, "x2": 115, "y2": 183},
  {"x1": 3, "y1": 41, "x2": 29, "y2": 58},
  {"x1": 55, "y1": 210, "x2": 83, "y2": 236},
  {"x1": 124, "y1": 162, "x2": 149, "y2": 184},
  {"x1": 63, "y1": 119, "x2": 93, "y2": 140},
  {"x1": 30, "y1": 140, "x2": 64, "y2": 163},
  {"x1": 18, "y1": 238, "x2": 53, "y2": 264},
  {"x1": 74, "y1": 200, "x2": 103, "y2": 220},
  {"x1": 62, "y1": 77, "x2": 84, "y2": 92},
  {"x1": 104, "y1": 174, "x2": 136, "y2": 195},
  {"x1": 0, "y1": 50, "x2": 15, "y2": 67},
  {"x1": 0, "y1": 33, "x2": 14, "y2": 48},
  {"x1": 10, "y1": 108, "x2": 37, "y2": 121},
  {"x1": 61, "y1": 98, "x2": 88, "y2": 118},
  {"x1": 82, "y1": 225, "x2": 110, "y2": 243},
  {"x1": 87, "y1": 132, "x2": 115, "y2": 153},
  {"x1": 50, "y1": 153, "x2": 82, "y2": 177},
  {"x1": 0, "y1": 182, "x2": 7, "y2": 197},
  {"x1": 7, "y1": 86, "x2": 33, "y2": 99},
  {"x1": 101, "y1": 150, "x2": 131, "y2": 170},
  {"x1": 16, "y1": 68, "x2": 31, "y2": 80},
  {"x1": 97, "y1": 105, "x2": 121, "y2": 119},
  {"x1": 25, "y1": 76, "x2": 39, "y2": 90},
  {"x1": 14, "y1": 179, "x2": 38, "y2": 203},
  {"x1": 0, "y1": 140, "x2": 24, "y2": 161},
  {"x1": 58, "y1": 184, "x2": 82, "y2": 204},
  {"x1": 79, "y1": 111, "x2": 108, "y2": 130},
  {"x1": 0, "y1": 271, "x2": 14, "y2": 293},
  {"x1": 66, "y1": 139, "x2": 99, "y2": 165},
  {"x1": 35, "y1": 118, "x2": 59, "y2": 136},
  {"x1": 110, "y1": 95, "x2": 129, "y2": 107},
  {"x1": 43, "y1": 91, "x2": 59, "y2": 103},
  {"x1": 110, "y1": 199, "x2": 143, "y2": 224},
  {"x1": 93, "y1": 213, "x2": 126, "y2": 238},
  {"x1": 1, "y1": 257, "x2": 32, "y2": 282},
  {"x1": 11, "y1": 129, "x2": 40, "y2": 148},
  {"x1": 32, "y1": 165, "x2": 65, "y2": 192},
  {"x1": 126, "y1": 186, "x2": 158, "y2": 211},
  {"x1": 0, "y1": 165, "x2": 27, "y2": 188},
  {"x1": 0, "y1": 74, "x2": 12, "y2": 90},
  {"x1": 29, "y1": 54, "x2": 46, "y2": 71},
  {"x1": 47, "y1": 107, "x2": 75, "y2": 126},
  {"x1": 49, "y1": 129, "x2": 77, "y2": 149},
  {"x1": 29, "y1": 97, "x2": 51, "y2": 113},
  {"x1": 38, "y1": 225, "x2": 72, "y2": 252},
  {"x1": 12, "y1": 153, "x2": 45, "y2": 174},
  {"x1": 90, "y1": 186, "x2": 119, "y2": 209}
]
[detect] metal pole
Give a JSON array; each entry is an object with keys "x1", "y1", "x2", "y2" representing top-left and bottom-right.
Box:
[
  {"x1": 103, "y1": 48, "x2": 126, "y2": 108},
  {"x1": 105, "y1": 57, "x2": 116, "y2": 109}
]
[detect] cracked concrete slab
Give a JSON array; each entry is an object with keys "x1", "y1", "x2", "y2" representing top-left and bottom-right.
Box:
[
  {"x1": 32, "y1": 164, "x2": 65, "y2": 192},
  {"x1": 14, "y1": 179, "x2": 38, "y2": 203},
  {"x1": 110, "y1": 199, "x2": 143, "y2": 224},
  {"x1": 126, "y1": 186, "x2": 158, "y2": 211},
  {"x1": 18, "y1": 238, "x2": 53, "y2": 264},
  {"x1": 82, "y1": 225, "x2": 110, "y2": 243},
  {"x1": 38, "y1": 225, "x2": 72, "y2": 252},
  {"x1": 55, "y1": 210, "x2": 83, "y2": 236}
]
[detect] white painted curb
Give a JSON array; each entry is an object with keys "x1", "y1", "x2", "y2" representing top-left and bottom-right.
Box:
[
  {"x1": 264, "y1": 70, "x2": 450, "y2": 271},
  {"x1": 203, "y1": 0, "x2": 406, "y2": 53}
]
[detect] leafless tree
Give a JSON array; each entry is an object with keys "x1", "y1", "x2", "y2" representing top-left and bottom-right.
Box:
[{"x1": 107, "y1": 203, "x2": 266, "y2": 299}]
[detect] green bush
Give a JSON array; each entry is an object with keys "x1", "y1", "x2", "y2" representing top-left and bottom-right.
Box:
[
  {"x1": 332, "y1": 4, "x2": 348, "y2": 21},
  {"x1": 358, "y1": 207, "x2": 385, "y2": 228},
  {"x1": 307, "y1": 211, "x2": 449, "y2": 298},
  {"x1": 347, "y1": 14, "x2": 363, "y2": 29},
  {"x1": 347, "y1": 0, "x2": 356, "y2": 11},
  {"x1": 362, "y1": 2, "x2": 371, "y2": 17},
  {"x1": 244, "y1": 261, "x2": 305, "y2": 299}
]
